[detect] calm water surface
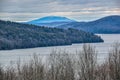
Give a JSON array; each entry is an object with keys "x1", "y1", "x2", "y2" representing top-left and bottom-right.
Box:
[{"x1": 0, "y1": 34, "x2": 120, "y2": 66}]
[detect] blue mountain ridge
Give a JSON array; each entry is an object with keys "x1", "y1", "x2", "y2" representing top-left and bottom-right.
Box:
[
  {"x1": 26, "y1": 15, "x2": 120, "y2": 33},
  {"x1": 57, "y1": 15, "x2": 120, "y2": 33},
  {"x1": 27, "y1": 16, "x2": 77, "y2": 27}
]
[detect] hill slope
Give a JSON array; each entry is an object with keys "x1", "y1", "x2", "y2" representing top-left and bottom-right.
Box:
[
  {"x1": 27, "y1": 16, "x2": 77, "y2": 27},
  {"x1": 57, "y1": 15, "x2": 120, "y2": 33},
  {"x1": 0, "y1": 20, "x2": 103, "y2": 50}
]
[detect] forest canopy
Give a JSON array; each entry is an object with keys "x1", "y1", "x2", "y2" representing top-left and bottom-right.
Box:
[{"x1": 0, "y1": 20, "x2": 103, "y2": 50}]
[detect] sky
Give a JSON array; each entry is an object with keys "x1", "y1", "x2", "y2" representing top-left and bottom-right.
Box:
[{"x1": 0, "y1": 0, "x2": 120, "y2": 22}]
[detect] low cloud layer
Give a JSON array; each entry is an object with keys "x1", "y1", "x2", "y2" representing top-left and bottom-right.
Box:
[{"x1": 0, "y1": 0, "x2": 120, "y2": 22}]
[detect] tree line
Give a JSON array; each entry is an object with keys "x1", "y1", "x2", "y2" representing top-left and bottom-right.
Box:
[{"x1": 0, "y1": 20, "x2": 103, "y2": 50}]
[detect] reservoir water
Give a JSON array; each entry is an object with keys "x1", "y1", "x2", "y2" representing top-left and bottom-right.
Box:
[{"x1": 0, "y1": 34, "x2": 120, "y2": 66}]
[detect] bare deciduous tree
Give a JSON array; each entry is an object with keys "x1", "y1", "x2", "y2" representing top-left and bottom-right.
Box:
[
  {"x1": 0, "y1": 43, "x2": 120, "y2": 80},
  {"x1": 77, "y1": 44, "x2": 97, "y2": 80},
  {"x1": 108, "y1": 43, "x2": 120, "y2": 80}
]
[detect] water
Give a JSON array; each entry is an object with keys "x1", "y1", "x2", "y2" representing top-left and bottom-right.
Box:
[{"x1": 0, "y1": 34, "x2": 120, "y2": 66}]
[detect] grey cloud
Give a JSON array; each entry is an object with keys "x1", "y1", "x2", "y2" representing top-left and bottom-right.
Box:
[
  {"x1": 0, "y1": 0, "x2": 120, "y2": 22},
  {"x1": 0, "y1": 0, "x2": 119, "y2": 13},
  {"x1": 0, "y1": 0, "x2": 54, "y2": 12}
]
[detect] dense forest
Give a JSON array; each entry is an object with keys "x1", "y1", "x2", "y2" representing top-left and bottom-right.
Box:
[{"x1": 0, "y1": 20, "x2": 103, "y2": 50}]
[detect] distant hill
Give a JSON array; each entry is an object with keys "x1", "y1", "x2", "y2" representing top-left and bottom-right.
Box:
[
  {"x1": 0, "y1": 20, "x2": 103, "y2": 50},
  {"x1": 27, "y1": 16, "x2": 77, "y2": 27},
  {"x1": 26, "y1": 15, "x2": 120, "y2": 33},
  {"x1": 57, "y1": 15, "x2": 120, "y2": 33}
]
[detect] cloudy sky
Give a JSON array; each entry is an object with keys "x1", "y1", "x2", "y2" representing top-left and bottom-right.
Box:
[{"x1": 0, "y1": 0, "x2": 120, "y2": 22}]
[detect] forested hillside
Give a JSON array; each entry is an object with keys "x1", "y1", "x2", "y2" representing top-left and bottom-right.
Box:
[{"x1": 0, "y1": 20, "x2": 103, "y2": 50}]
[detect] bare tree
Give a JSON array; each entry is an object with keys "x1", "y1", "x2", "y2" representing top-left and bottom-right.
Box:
[
  {"x1": 96, "y1": 62, "x2": 109, "y2": 80},
  {"x1": 77, "y1": 44, "x2": 97, "y2": 80},
  {"x1": 46, "y1": 50, "x2": 75, "y2": 80},
  {"x1": 108, "y1": 43, "x2": 120, "y2": 80},
  {"x1": 0, "y1": 43, "x2": 120, "y2": 80},
  {"x1": 0, "y1": 65, "x2": 4, "y2": 80}
]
